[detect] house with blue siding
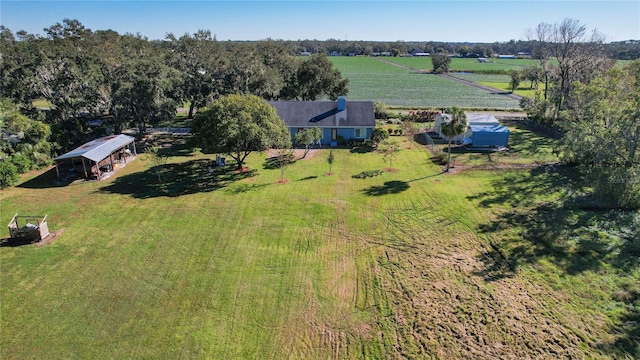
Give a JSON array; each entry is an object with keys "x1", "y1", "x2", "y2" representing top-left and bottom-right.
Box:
[{"x1": 269, "y1": 97, "x2": 375, "y2": 147}]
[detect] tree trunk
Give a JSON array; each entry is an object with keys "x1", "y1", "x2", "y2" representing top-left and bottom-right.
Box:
[
  {"x1": 188, "y1": 101, "x2": 196, "y2": 119},
  {"x1": 543, "y1": 69, "x2": 549, "y2": 100},
  {"x1": 446, "y1": 138, "x2": 452, "y2": 172}
]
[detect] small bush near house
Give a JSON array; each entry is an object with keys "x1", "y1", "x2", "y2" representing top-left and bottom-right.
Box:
[{"x1": 431, "y1": 151, "x2": 448, "y2": 165}]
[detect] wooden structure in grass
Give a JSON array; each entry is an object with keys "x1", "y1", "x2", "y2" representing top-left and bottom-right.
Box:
[
  {"x1": 7, "y1": 214, "x2": 50, "y2": 241},
  {"x1": 53, "y1": 134, "x2": 137, "y2": 181}
]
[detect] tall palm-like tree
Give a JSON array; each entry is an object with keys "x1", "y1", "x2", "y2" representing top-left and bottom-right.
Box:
[{"x1": 439, "y1": 107, "x2": 468, "y2": 172}]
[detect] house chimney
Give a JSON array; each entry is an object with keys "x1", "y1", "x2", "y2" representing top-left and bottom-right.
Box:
[
  {"x1": 337, "y1": 96, "x2": 346, "y2": 111},
  {"x1": 336, "y1": 97, "x2": 347, "y2": 126}
]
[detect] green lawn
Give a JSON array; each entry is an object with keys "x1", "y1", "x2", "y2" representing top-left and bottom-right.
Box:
[
  {"x1": 1, "y1": 133, "x2": 638, "y2": 358},
  {"x1": 480, "y1": 82, "x2": 538, "y2": 98},
  {"x1": 428, "y1": 120, "x2": 560, "y2": 167}
]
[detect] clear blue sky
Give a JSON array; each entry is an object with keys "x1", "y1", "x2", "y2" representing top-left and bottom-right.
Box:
[{"x1": 1, "y1": 1, "x2": 638, "y2": 43}]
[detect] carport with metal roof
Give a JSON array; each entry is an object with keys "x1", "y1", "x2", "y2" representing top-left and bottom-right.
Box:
[{"x1": 53, "y1": 134, "x2": 137, "y2": 182}]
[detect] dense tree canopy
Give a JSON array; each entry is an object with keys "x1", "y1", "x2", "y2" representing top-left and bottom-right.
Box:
[
  {"x1": 281, "y1": 54, "x2": 349, "y2": 101},
  {"x1": 0, "y1": 98, "x2": 52, "y2": 188},
  {"x1": 165, "y1": 30, "x2": 228, "y2": 119},
  {"x1": 560, "y1": 60, "x2": 640, "y2": 208},
  {"x1": 191, "y1": 94, "x2": 291, "y2": 169}
]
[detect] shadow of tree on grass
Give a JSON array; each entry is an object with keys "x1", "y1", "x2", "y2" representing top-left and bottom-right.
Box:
[
  {"x1": 99, "y1": 159, "x2": 257, "y2": 198},
  {"x1": 262, "y1": 155, "x2": 296, "y2": 170},
  {"x1": 469, "y1": 165, "x2": 639, "y2": 357},
  {"x1": 362, "y1": 180, "x2": 410, "y2": 196},
  {"x1": 298, "y1": 175, "x2": 318, "y2": 181}
]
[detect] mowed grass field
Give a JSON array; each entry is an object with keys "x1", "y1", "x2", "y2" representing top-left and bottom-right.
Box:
[
  {"x1": 329, "y1": 57, "x2": 521, "y2": 109},
  {"x1": 2, "y1": 134, "x2": 638, "y2": 358}
]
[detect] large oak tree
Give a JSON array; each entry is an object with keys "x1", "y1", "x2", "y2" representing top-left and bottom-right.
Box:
[
  {"x1": 166, "y1": 30, "x2": 228, "y2": 118},
  {"x1": 191, "y1": 94, "x2": 291, "y2": 169}
]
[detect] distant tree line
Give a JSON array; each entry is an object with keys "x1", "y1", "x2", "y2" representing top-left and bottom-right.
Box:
[{"x1": 282, "y1": 38, "x2": 638, "y2": 60}]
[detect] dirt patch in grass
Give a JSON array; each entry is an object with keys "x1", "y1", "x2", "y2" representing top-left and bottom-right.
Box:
[
  {"x1": 36, "y1": 228, "x2": 65, "y2": 247},
  {"x1": 267, "y1": 149, "x2": 320, "y2": 160},
  {"x1": 234, "y1": 166, "x2": 251, "y2": 173},
  {"x1": 361, "y1": 206, "x2": 607, "y2": 358}
]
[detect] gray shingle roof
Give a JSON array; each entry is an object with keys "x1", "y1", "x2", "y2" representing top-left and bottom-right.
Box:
[
  {"x1": 268, "y1": 100, "x2": 375, "y2": 128},
  {"x1": 53, "y1": 134, "x2": 135, "y2": 163}
]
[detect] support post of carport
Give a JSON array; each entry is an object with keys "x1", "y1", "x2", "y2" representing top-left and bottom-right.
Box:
[
  {"x1": 82, "y1": 157, "x2": 88, "y2": 179},
  {"x1": 96, "y1": 160, "x2": 102, "y2": 180},
  {"x1": 55, "y1": 162, "x2": 60, "y2": 178}
]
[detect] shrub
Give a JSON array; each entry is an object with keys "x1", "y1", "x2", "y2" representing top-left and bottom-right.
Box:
[
  {"x1": 371, "y1": 127, "x2": 389, "y2": 147},
  {"x1": 345, "y1": 139, "x2": 370, "y2": 147},
  {"x1": 11, "y1": 154, "x2": 32, "y2": 173},
  {"x1": 405, "y1": 110, "x2": 439, "y2": 122},
  {"x1": 431, "y1": 151, "x2": 448, "y2": 165},
  {"x1": 0, "y1": 161, "x2": 20, "y2": 189},
  {"x1": 352, "y1": 170, "x2": 384, "y2": 179}
]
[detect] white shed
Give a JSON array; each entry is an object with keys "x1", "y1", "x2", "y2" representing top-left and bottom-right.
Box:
[{"x1": 463, "y1": 113, "x2": 500, "y2": 138}]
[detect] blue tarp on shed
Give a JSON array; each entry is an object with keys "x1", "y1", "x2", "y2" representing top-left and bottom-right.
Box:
[{"x1": 470, "y1": 125, "x2": 509, "y2": 147}]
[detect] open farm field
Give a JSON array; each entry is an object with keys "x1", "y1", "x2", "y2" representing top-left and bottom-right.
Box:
[
  {"x1": 330, "y1": 57, "x2": 521, "y2": 109},
  {"x1": 382, "y1": 57, "x2": 541, "y2": 72},
  {"x1": 2, "y1": 132, "x2": 638, "y2": 358}
]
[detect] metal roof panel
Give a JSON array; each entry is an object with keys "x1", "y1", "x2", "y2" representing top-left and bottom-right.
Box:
[{"x1": 54, "y1": 134, "x2": 135, "y2": 162}]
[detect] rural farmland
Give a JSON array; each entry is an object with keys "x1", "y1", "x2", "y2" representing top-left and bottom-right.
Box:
[{"x1": 329, "y1": 57, "x2": 523, "y2": 109}]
